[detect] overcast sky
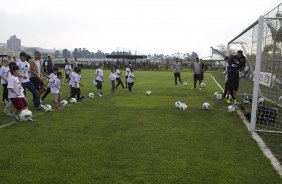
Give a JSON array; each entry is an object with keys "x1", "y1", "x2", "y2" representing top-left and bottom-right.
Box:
[{"x1": 0, "y1": 0, "x2": 281, "y2": 57}]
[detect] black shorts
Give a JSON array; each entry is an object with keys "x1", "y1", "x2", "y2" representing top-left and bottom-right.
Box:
[
  {"x1": 226, "y1": 75, "x2": 239, "y2": 91},
  {"x1": 65, "y1": 74, "x2": 70, "y2": 79},
  {"x1": 194, "y1": 74, "x2": 201, "y2": 81},
  {"x1": 30, "y1": 77, "x2": 44, "y2": 90},
  {"x1": 174, "y1": 72, "x2": 181, "y2": 78},
  {"x1": 96, "y1": 80, "x2": 102, "y2": 90}
]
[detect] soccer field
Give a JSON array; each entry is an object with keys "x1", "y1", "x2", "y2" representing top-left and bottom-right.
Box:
[{"x1": 0, "y1": 70, "x2": 281, "y2": 184}]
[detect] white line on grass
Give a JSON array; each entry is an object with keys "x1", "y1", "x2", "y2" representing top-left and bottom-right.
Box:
[
  {"x1": 0, "y1": 112, "x2": 45, "y2": 129},
  {"x1": 210, "y1": 73, "x2": 282, "y2": 178}
]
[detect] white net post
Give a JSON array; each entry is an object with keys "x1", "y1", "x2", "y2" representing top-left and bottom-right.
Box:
[
  {"x1": 250, "y1": 16, "x2": 264, "y2": 133},
  {"x1": 227, "y1": 3, "x2": 282, "y2": 134}
]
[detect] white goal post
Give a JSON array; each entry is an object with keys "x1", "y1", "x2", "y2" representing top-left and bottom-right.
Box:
[{"x1": 227, "y1": 3, "x2": 282, "y2": 134}]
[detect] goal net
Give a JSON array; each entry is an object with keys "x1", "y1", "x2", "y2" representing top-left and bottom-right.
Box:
[{"x1": 227, "y1": 3, "x2": 282, "y2": 133}]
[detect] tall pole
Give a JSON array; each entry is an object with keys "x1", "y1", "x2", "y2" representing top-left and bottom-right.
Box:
[{"x1": 250, "y1": 16, "x2": 264, "y2": 133}]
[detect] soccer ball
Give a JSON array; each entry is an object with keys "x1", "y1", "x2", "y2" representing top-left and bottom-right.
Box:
[
  {"x1": 146, "y1": 90, "x2": 152, "y2": 96},
  {"x1": 258, "y1": 97, "x2": 264, "y2": 104},
  {"x1": 227, "y1": 105, "x2": 236, "y2": 113},
  {"x1": 202, "y1": 102, "x2": 210, "y2": 110},
  {"x1": 183, "y1": 82, "x2": 188, "y2": 86},
  {"x1": 200, "y1": 82, "x2": 206, "y2": 88},
  {"x1": 179, "y1": 103, "x2": 187, "y2": 111},
  {"x1": 70, "y1": 98, "x2": 77, "y2": 103},
  {"x1": 44, "y1": 104, "x2": 52, "y2": 112},
  {"x1": 175, "y1": 101, "x2": 182, "y2": 109},
  {"x1": 279, "y1": 96, "x2": 282, "y2": 102},
  {"x1": 19, "y1": 109, "x2": 32, "y2": 121},
  {"x1": 60, "y1": 100, "x2": 68, "y2": 107},
  {"x1": 88, "y1": 92, "x2": 95, "y2": 98},
  {"x1": 216, "y1": 94, "x2": 222, "y2": 100},
  {"x1": 214, "y1": 92, "x2": 219, "y2": 97},
  {"x1": 243, "y1": 96, "x2": 250, "y2": 104}
]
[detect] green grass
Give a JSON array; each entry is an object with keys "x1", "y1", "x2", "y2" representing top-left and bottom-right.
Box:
[{"x1": 0, "y1": 70, "x2": 281, "y2": 184}]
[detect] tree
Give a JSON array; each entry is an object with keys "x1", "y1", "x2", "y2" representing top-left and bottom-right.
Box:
[
  {"x1": 266, "y1": 13, "x2": 282, "y2": 54},
  {"x1": 62, "y1": 49, "x2": 71, "y2": 58},
  {"x1": 54, "y1": 50, "x2": 60, "y2": 58},
  {"x1": 190, "y1": 52, "x2": 199, "y2": 60}
]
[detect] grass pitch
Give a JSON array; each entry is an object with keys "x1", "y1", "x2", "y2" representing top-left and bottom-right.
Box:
[{"x1": 0, "y1": 70, "x2": 281, "y2": 184}]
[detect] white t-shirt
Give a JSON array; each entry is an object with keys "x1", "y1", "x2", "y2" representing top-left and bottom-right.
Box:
[
  {"x1": 125, "y1": 67, "x2": 130, "y2": 77},
  {"x1": 49, "y1": 73, "x2": 57, "y2": 79},
  {"x1": 115, "y1": 69, "x2": 121, "y2": 78},
  {"x1": 70, "y1": 72, "x2": 80, "y2": 88},
  {"x1": 109, "y1": 73, "x2": 116, "y2": 80},
  {"x1": 65, "y1": 64, "x2": 72, "y2": 75},
  {"x1": 7, "y1": 75, "x2": 25, "y2": 98},
  {"x1": 47, "y1": 73, "x2": 57, "y2": 87},
  {"x1": 0, "y1": 66, "x2": 9, "y2": 84},
  {"x1": 95, "y1": 68, "x2": 103, "y2": 81},
  {"x1": 50, "y1": 77, "x2": 61, "y2": 93},
  {"x1": 17, "y1": 60, "x2": 30, "y2": 83},
  {"x1": 127, "y1": 72, "x2": 135, "y2": 83}
]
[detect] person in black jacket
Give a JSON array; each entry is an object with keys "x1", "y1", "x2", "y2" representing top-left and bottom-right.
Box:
[{"x1": 225, "y1": 50, "x2": 246, "y2": 103}]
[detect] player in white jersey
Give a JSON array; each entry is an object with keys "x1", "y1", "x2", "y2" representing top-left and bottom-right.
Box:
[
  {"x1": 127, "y1": 67, "x2": 136, "y2": 92},
  {"x1": 125, "y1": 64, "x2": 131, "y2": 88},
  {"x1": 7, "y1": 65, "x2": 32, "y2": 121},
  {"x1": 0, "y1": 59, "x2": 10, "y2": 105},
  {"x1": 50, "y1": 72, "x2": 63, "y2": 108},
  {"x1": 109, "y1": 68, "x2": 116, "y2": 93},
  {"x1": 94, "y1": 63, "x2": 104, "y2": 96},
  {"x1": 70, "y1": 68, "x2": 83, "y2": 101},
  {"x1": 17, "y1": 52, "x2": 40, "y2": 110},
  {"x1": 64, "y1": 61, "x2": 72, "y2": 85},
  {"x1": 115, "y1": 65, "x2": 125, "y2": 89},
  {"x1": 41, "y1": 68, "x2": 59, "y2": 101}
]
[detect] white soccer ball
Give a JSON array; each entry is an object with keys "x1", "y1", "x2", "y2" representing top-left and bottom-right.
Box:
[
  {"x1": 200, "y1": 82, "x2": 206, "y2": 88},
  {"x1": 216, "y1": 94, "x2": 222, "y2": 100},
  {"x1": 279, "y1": 96, "x2": 282, "y2": 102},
  {"x1": 146, "y1": 90, "x2": 152, "y2": 96},
  {"x1": 69, "y1": 98, "x2": 77, "y2": 103},
  {"x1": 44, "y1": 104, "x2": 52, "y2": 112},
  {"x1": 175, "y1": 101, "x2": 182, "y2": 109},
  {"x1": 19, "y1": 109, "x2": 32, "y2": 121},
  {"x1": 214, "y1": 92, "x2": 219, "y2": 97},
  {"x1": 227, "y1": 105, "x2": 236, "y2": 113},
  {"x1": 243, "y1": 96, "x2": 250, "y2": 104},
  {"x1": 183, "y1": 82, "x2": 188, "y2": 86},
  {"x1": 88, "y1": 92, "x2": 95, "y2": 98},
  {"x1": 258, "y1": 97, "x2": 264, "y2": 104},
  {"x1": 202, "y1": 102, "x2": 210, "y2": 110},
  {"x1": 179, "y1": 103, "x2": 187, "y2": 111},
  {"x1": 60, "y1": 100, "x2": 68, "y2": 107}
]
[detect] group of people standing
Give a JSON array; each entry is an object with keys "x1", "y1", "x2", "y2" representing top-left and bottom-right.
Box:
[
  {"x1": 171, "y1": 51, "x2": 246, "y2": 103},
  {"x1": 171, "y1": 57, "x2": 208, "y2": 89}
]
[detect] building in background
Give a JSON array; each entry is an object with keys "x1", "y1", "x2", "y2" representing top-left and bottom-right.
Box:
[{"x1": 7, "y1": 35, "x2": 21, "y2": 52}]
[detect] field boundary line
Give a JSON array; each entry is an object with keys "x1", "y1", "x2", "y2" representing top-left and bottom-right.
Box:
[{"x1": 210, "y1": 73, "x2": 282, "y2": 178}]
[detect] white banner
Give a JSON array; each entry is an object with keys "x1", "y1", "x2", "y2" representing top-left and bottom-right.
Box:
[{"x1": 259, "y1": 72, "x2": 272, "y2": 87}]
